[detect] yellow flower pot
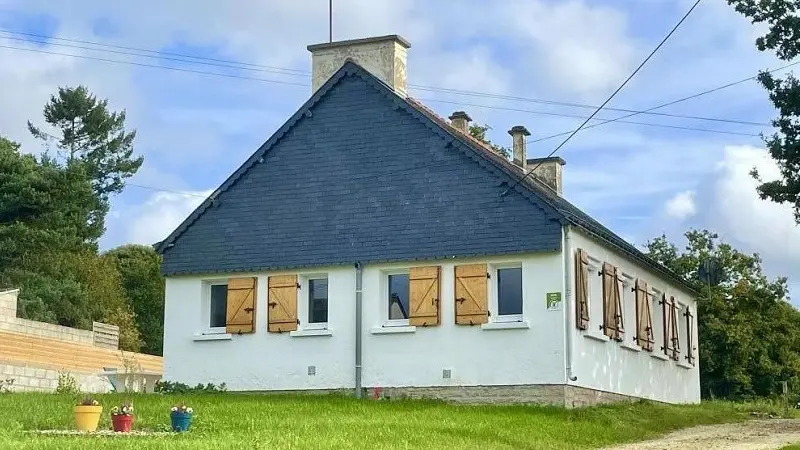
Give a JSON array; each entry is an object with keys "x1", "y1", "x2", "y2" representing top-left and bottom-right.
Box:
[{"x1": 73, "y1": 405, "x2": 103, "y2": 432}]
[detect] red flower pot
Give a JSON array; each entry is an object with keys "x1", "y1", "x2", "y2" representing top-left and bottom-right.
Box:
[{"x1": 111, "y1": 414, "x2": 135, "y2": 432}]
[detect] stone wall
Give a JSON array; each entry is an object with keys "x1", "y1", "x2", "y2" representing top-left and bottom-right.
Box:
[
  {"x1": 0, "y1": 289, "x2": 119, "y2": 347},
  {"x1": 363, "y1": 384, "x2": 640, "y2": 407},
  {"x1": 0, "y1": 288, "x2": 162, "y2": 393},
  {"x1": 0, "y1": 361, "x2": 112, "y2": 393}
]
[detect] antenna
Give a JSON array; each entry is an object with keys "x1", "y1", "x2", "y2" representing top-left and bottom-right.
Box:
[{"x1": 329, "y1": 0, "x2": 333, "y2": 42}]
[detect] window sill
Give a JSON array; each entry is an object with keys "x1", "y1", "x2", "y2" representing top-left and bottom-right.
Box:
[
  {"x1": 290, "y1": 328, "x2": 333, "y2": 338},
  {"x1": 621, "y1": 341, "x2": 642, "y2": 352},
  {"x1": 370, "y1": 325, "x2": 416, "y2": 335},
  {"x1": 192, "y1": 333, "x2": 232, "y2": 341},
  {"x1": 481, "y1": 320, "x2": 530, "y2": 331},
  {"x1": 678, "y1": 361, "x2": 695, "y2": 370},
  {"x1": 583, "y1": 331, "x2": 609, "y2": 342},
  {"x1": 650, "y1": 352, "x2": 670, "y2": 361}
]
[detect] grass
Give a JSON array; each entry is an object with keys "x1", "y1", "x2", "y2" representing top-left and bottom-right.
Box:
[{"x1": 0, "y1": 393, "x2": 790, "y2": 450}]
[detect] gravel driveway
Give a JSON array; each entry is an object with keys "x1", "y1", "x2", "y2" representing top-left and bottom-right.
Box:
[{"x1": 599, "y1": 419, "x2": 800, "y2": 450}]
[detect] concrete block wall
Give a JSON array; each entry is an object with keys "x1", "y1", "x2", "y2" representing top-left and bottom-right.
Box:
[
  {"x1": 0, "y1": 361, "x2": 112, "y2": 393},
  {"x1": 0, "y1": 289, "x2": 117, "y2": 347}
]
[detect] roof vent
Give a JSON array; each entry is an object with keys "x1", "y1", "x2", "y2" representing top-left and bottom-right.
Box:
[
  {"x1": 508, "y1": 125, "x2": 530, "y2": 170},
  {"x1": 448, "y1": 111, "x2": 471, "y2": 133}
]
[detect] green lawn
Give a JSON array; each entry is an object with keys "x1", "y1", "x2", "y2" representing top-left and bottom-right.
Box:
[{"x1": 0, "y1": 393, "x2": 787, "y2": 450}]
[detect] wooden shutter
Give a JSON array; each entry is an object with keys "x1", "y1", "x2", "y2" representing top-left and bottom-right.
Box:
[
  {"x1": 685, "y1": 307, "x2": 695, "y2": 366},
  {"x1": 661, "y1": 294, "x2": 672, "y2": 357},
  {"x1": 634, "y1": 279, "x2": 654, "y2": 351},
  {"x1": 613, "y1": 269, "x2": 625, "y2": 338},
  {"x1": 670, "y1": 297, "x2": 681, "y2": 361},
  {"x1": 226, "y1": 277, "x2": 257, "y2": 334},
  {"x1": 574, "y1": 249, "x2": 590, "y2": 330},
  {"x1": 601, "y1": 263, "x2": 623, "y2": 339},
  {"x1": 268, "y1": 275, "x2": 298, "y2": 333},
  {"x1": 409, "y1": 266, "x2": 440, "y2": 327},
  {"x1": 454, "y1": 264, "x2": 488, "y2": 325}
]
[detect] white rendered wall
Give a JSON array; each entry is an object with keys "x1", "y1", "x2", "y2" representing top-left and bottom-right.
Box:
[
  {"x1": 567, "y1": 229, "x2": 701, "y2": 404},
  {"x1": 163, "y1": 252, "x2": 566, "y2": 391}
]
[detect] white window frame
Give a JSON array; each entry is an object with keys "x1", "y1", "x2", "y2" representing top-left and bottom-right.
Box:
[
  {"x1": 300, "y1": 274, "x2": 329, "y2": 330},
  {"x1": 382, "y1": 269, "x2": 411, "y2": 327},
  {"x1": 489, "y1": 262, "x2": 524, "y2": 323},
  {"x1": 201, "y1": 279, "x2": 229, "y2": 335}
]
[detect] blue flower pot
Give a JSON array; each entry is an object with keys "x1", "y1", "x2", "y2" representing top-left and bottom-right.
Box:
[{"x1": 170, "y1": 411, "x2": 192, "y2": 432}]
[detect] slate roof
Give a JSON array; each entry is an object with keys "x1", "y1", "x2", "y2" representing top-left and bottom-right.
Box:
[{"x1": 155, "y1": 60, "x2": 695, "y2": 294}]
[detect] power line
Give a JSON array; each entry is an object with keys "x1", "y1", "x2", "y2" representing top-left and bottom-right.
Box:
[
  {"x1": 0, "y1": 28, "x2": 767, "y2": 127},
  {"x1": 409, "y1": 85, "x2": 767, "y2": 127},
  {"x1": 0, "y1": 34, "x2": 312, "y2": 78},
  {"x1": 0, "y1": 29, "x2": 310, "y2": 75},
  {"x1": 0, "y1": 44, "x2": 309, "y2": 87},
  {"x1": 418, "y1": 97, "x2": 761, "y2": 138},
  {"x1": 529, "y1": 59, "x2": 800, "y2": 144},
  {"x1": 127, "y1": 183, "x2": 210, "y2": 198},
  {"x1": 502, "y1": 0, "x2": 703, "y2": 196}
]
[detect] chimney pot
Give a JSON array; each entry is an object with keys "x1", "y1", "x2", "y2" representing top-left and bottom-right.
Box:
[
  {"x1": 508, "y1": 125, "x2": 531, "y2": 169},
  {"x1": 449, "y1": 111, "x2": 472, "y2": 133},
  {"x1": 308, "y1": 35, "x2": 410, "y2": 96},
  {"x1": 526, "y1": 156, "x2": 566, "y2": 195}
]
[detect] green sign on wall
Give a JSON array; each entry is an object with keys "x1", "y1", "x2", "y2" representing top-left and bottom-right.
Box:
[{"x1": 546, "y1": 292, "x2": 562, "y2": 311}]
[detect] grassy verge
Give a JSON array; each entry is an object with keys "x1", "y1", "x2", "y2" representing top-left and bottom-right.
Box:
[{"x1": 0, "y1": 393, "x2": 789, "y2": 450}]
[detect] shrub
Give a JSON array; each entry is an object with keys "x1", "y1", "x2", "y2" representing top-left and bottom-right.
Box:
[
  {"x1": 155, "y1": 380, "x2": 227, "y2": 394},
  {"x1": 56, "y1": 371, "x2": 79, "y2": 394},
  {"x1": 0, "y1": 378, "x2": 14, "y2": 393}
]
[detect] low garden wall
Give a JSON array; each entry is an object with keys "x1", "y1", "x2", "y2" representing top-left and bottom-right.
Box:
[{"x1": 0, "y1": 289, "x2": 162, "y2": 393}]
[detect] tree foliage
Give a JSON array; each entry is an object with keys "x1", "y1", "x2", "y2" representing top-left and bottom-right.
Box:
[
  {"x1": 469, "y1": 124, "x2": 512, "y2": 159},
  {"x1": 28, "y1": 85, "x2": 142, "y2": 233},
  {"x1": 105, "y1": 244, "x2": 165, "y2": 355},
  {"x1": 728, "y1": 0, "x2": 800, "y2": 222},
  {"x1": 0, "y1": 85, "x2": 147, "y2": 352},
  {"x1": 646, "y1": 229, "x2": 800, "y2": 399}
]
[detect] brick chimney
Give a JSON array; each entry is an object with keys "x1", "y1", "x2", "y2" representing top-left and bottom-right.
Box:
[
  {"x1": 449, "y1": 111, "x2": 472, "y2": 133},
  {"x1": 307, "y1": 35, "x2": 410, "y2": 96},
  {"x1": 508, "y1": 125, "x2": 530, "y2": 170},
  {"x1": 526, "y1": 156, "x2": 566, "y2": 195}
]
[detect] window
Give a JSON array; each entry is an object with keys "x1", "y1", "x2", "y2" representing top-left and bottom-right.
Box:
[
  {"x1": 388, "y1": 273, "x2": 410, "y2": 321},
  {"x1": 497, "y1": 267, "x2": 523, "y2": 317},
  {"x1": 209, "y1": 283, "x2": 228, "y2": 330},
  {"x1": 308, "y1": 278, "x2": 328, "y2": 325}
]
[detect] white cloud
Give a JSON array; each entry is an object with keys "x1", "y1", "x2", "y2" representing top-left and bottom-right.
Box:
[
  {"x1": 124, "y1": 189, "x2": 212, "y2": 245},
  {"x1": 665, "y1": 190, "x2": 696, "y2": 220},
  {"x1": 707, "y1": 146, "x2": 800, "y2": 269},
  {"x1": 500, "y1": 0, "x2": 637, "y2": 99}
]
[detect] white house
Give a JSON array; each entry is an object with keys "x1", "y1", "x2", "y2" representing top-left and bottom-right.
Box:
[{"x1": 158, "y1": 35, "x2": 700, "y2": 406}]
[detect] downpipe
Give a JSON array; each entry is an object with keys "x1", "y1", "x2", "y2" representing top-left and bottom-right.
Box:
[
  {"x1": 354, "y1": 262, "x2": 363, "y2": 398},
  {"x1": 563, "y1": 227, "x2": 578, "y2": 382}
]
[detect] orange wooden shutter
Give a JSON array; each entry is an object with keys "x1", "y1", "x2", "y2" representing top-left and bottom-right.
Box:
[
  {"x1": 574, "y1": 249, "x2": 590, "y2": 330},
  {"x1": 601, "y1": 263, "x2": 617, "y2": 339},
  {"x1": 670, "y1": 297, "x2": 681, "y2": 361},
  {"x1": 268, "y1": 275, "x2": 298, "y2": 333},
  {"x1": 226, "y1": 277, "x2": 257, "y2": 334},
  {"x1": 409, "y1": 266, "x2": 440, "y2": 327},
  {"x1": 685, "y1": 307, "x2": 695, "y2": 365},
  {"x1": 454, "y1": 264, "x2": 488, "y2": 325},
  {"x1": 613, "y1": 267, "x2": 625, "y2": 339},
  {"x1": 661, "y1": 294, "x2": 673, "y2": 357},
  {"x1": 635, "y1": 279, "x2": 654, "y2": 351}
]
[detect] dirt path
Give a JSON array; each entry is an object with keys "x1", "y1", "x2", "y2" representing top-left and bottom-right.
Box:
[{"x1": 599, "y1": 419, "x2": 800, "y2": 450}]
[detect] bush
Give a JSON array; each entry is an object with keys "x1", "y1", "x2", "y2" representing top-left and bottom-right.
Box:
[
  {"x1": 155, "y1": 380, "x2": 227, "y2": 394},
  {"x1": 0, "y1": 378, "x2": 14, "y2": 393},
  {"x1": 56, "y1": 371, "x2": 79, "y2": 394}
]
